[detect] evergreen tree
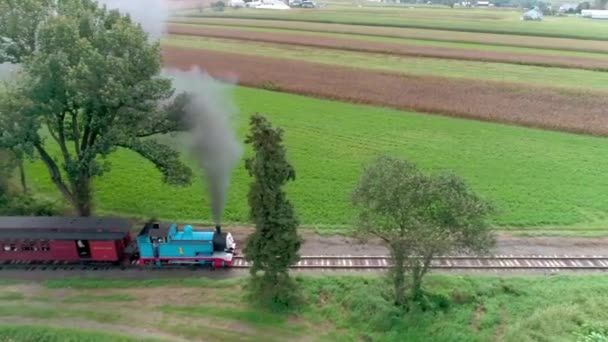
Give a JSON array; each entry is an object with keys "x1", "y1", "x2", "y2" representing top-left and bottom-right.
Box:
[{"x1": 243, "y1": 114, "x2": 302, "y2": 310}]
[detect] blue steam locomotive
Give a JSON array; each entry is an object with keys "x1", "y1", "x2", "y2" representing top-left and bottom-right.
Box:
[{"x1": 136, "y1": 222, "x2": 236, "y2": 268}]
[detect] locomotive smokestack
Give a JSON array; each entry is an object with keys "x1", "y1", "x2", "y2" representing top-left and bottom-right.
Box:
[{"x1": 215, "y1": 225, "x2": 221, "y2": 234}]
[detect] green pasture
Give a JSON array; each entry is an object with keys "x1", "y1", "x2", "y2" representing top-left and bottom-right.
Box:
[
  {"x1": 180, "y1": 6, "x2": 608, "y2": 40},
  {"x1": 164, "y1": 35, "x2": 608, "y2": 92},
  {"x1": 26, "y1": 87, "x2": 608, "y2": 229},
  {"x1": 3, "y1": 275, "x2": 608, "y2": 341},
  {"x1": 169, "y1": 20, "x2": 608, "y2": 60}
]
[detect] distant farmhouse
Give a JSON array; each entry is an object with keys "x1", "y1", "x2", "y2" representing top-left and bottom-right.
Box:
[
  {"x1": 558, "y1": 2, "x2": 578, "y2": 12},
  {"x1": 522, "y1": 7, "x2": 543, "y2": 20},
  {"x1": 581, "y1": 9, "x2": 608, "y2": 18}
]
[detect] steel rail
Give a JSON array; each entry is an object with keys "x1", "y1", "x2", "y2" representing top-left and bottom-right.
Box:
[
  {"x1": 233, "y1": 255, "x2": 608, "y2": 260},
  {"x1": 230, "y1": 255, "x2": 608, "y2": 270},
  {"x1": 3, "y1": 255, "x2": 608, "y2": 271}
]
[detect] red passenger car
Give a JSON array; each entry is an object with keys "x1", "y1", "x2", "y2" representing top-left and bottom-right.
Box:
[{"x1": 0, "y1": 217, "x2": 132, "y2": 263}]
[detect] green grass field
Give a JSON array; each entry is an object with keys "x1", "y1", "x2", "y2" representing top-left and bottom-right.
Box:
[
  {"x1": 27, "y1": 87, "x2": 608, "y2": 229},
  {"x1": 164, "y1": 35, "x2": 608, "y2": 92},
  {"x1": 2, "y1": 275, "x2": 608, "y2": 341},
  {"x1": 181, "y1": 6, "x2": 608, "y2": 40}
]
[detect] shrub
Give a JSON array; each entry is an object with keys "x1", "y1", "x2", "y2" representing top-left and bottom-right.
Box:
[
  {"x1": 245, "y1": 274, "x2": 303, "y2": 313},
  {"x1": 211, "y1": 1, "x2": 225, "y2": 11},
  {"x1": 410, "y1": 291, "x2": 451, "y2": 312},
  {"x1": 341, "y1": 287, "x2": 402, "y2": 332},
  {"x1": 577, "y1": 324, "x2": 608, "y2": 342},
  {"x1": 0, "y1": 194, "x2": 61, "y2": 216},
  {"x1": 450, "y1": 289, "x2": 477, "y2": 305}
]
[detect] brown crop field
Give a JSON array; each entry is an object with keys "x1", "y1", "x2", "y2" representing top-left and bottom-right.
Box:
[
  {"x1": 168, "y1": 24, "x2": 608, "y2": 71},
  {"x1": 170, "y1": 18, "x2": 608, "y2": 54},
  {"x1": 163, "y1": 46, "x2": 608, "y2": 136}
]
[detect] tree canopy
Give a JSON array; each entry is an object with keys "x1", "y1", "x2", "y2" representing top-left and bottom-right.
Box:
[
  {"x1": 243, "y1": 114, "x2": 302, "y2": 310},
  {"x1": 0, "y1": 0, "x2": 192, "y2": 215},
  {"x1": 352, "y1": 156, "x2": 495, "y2": 307}
]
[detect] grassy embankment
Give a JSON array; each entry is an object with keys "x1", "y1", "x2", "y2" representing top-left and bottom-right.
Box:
[
  {"x1": 26, "y1": 87, "x2": 608, "y2": 231},
  {"x1": 163, "y1": 34, "x2": 608, "y2": 92},
  {"x1": 180, "y1": 6, "x2": 608, "y2": 40},
  {"x1": 2, "y1": 275, "x2": 608, "y2": 341}
]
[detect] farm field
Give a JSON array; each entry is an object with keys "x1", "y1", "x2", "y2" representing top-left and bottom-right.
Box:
[
  {"x1": 179, "y1": 6, "x2": 608, "y2": 40},
  {"x1": 2, "y1": 275, "x2": 608, "y2": 341},
  {"x1": 170, "y1": 17, "x2": 608, "y2": 53},
  {"x1": 164, "y1": 35, "x2": 608, "y2": 92},
  {"x1": 27, "y1": 87, "x2": 608, "y2": 229},
  {"x1": 12, "y1": 3, "x2": 608, "y2": 234},
  {"x1": 167, "y1": 23, "x2": 608, "y2": 64},
  {"x1": 6, "y1": 2, "x2": 608, "y2": 341},
  {"x1": 162, "y1": 46, "x2": 608, "y2": 135}
]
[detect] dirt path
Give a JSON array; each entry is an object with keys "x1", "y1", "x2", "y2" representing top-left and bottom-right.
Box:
[
  {"x1": 0, "y1": 317, "x2": 191, "y2": 342},
  {"x1": 168, "y1": 24, "x2": 608, "y2": 71},
  {"x1": 163, "y1": 46, "x2": 608, "y2": 136}
]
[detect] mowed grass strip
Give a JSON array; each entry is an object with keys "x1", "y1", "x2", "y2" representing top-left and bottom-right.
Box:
[
  {"x1": 182, "y1": 6, "x2": 608, "y2": 40},
  {"x1": 170, "y1": 17, "x2": 608, "y2": 55},
  {"x1": 6, "y1": 275, "x2": 608, "y2": 341},
  {"x1": 0, "y1": 325, "x2": 166, "y2": 342},
  {"x1": 163, "y1": 47, "x2": 608, "y2": 136},
  {"x1": 28, "y1": 87, "x2": 608, "y2": 228},
  {"x1": 167, "y1": 24, "x2": 608, "y2": 71},
  {"x1": 0, "y1": 304, "x2": 123, "y2": 323},
  {"x1": 164, "y1": 35, "x2": 608, "y2": 92}
]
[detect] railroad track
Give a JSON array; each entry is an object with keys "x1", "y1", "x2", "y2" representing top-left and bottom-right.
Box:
[
  {"x1": 232, "y1": 255, "x2": 608, "y2": 271},
  {"x1": 3, "y1": 255, "x2": 608, "y2": 272}
]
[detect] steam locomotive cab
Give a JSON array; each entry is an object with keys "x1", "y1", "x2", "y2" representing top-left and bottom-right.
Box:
[{"x1": 136, "y1": 222, "x2": 236, "y2": 268}]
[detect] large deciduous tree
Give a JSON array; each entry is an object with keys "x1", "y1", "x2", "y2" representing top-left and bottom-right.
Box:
[
  {"x1": 0, "y1": 0, "x2": 56, "y2": 64},
  {"x1": 352, "y1": 156, "x2": 494, "y2": 307},
  {"x1": 0, "y1": 0, "x2": 192, "y2": 216},
  {"x1": 0, "y1": 149, "x2": 13, "y2": 196},
  {"x1": 243, "y1": 114, "x2": 302, "y2": 310},
  {"x1": 0, "y1": 88, "x2": 32, "y2": 194}
]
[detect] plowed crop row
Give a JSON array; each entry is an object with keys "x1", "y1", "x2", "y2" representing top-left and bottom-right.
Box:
[
  {"x1": 163, "y1": 46, "x2": 608, "y2": 136},
  {"x1": 171, "y1": 18, "x2": 608, "y2": 54},
  {"x1": 168, "y1": 24, "x2": 608, "y2": 71}
]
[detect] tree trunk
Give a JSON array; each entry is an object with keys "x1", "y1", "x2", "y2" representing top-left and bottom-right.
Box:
[
  {"x1": 391, "y1": 248, "x2": 406, "y2": 307},
  {"x1": 17, "y1": 159, "x2": 27, "y2": 193},
  {"x1": 73, "y1": 175, "x2": 92, "y2": 217},
  {"x1": 411, "y1": 263, "x2": 424, "y2": 301},
  {"x1": 411, "y1": 254, "x2": 433, "y2": 302},
  {"x1": 35, "y1": 143, "x2": 74, "y2": 203}
]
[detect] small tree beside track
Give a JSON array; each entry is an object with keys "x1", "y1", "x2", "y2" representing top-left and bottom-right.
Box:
[
  {"x1": 243, "y1": 113, "x2": 302, "y2": 311},
  {"x1": 352, "y1": 156, "x2": 495, "y2": 308}
]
